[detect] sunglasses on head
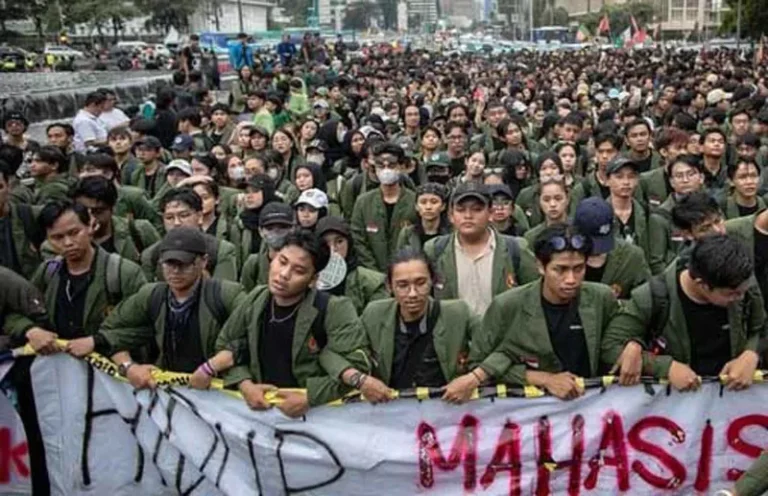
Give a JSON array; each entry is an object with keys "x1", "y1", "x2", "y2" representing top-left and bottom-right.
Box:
[{"x1": 548, "y1": 234, "x2": 587, "y2": 252}]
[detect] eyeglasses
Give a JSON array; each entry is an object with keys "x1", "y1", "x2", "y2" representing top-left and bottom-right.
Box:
[
  {"x1": 392, "y1": 279, "x2": 431, "y2": 295},
  {"x1": 161, "y1": 261, "x2": 196, "y2": 273},
  {"x1": 671, "y1": 170, "x2": 700, "y2": 182},
  {"x1": 548, "y1": 234, "x2": 587, "y2": 252},
  {"x1": 491, "y1": 198, "x2": 513, "y2": 207}
]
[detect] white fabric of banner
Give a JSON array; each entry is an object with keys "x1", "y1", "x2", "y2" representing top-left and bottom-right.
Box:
[{"x1": 25, "y1": 355, "x2": 768, "y2": 496}]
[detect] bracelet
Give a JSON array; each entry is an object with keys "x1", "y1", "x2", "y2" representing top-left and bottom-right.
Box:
[
  {"x1": 470, "y1": 369, "x2": 483, "y2": 385},
  {"x1": 358, "y1": 374, "x2": 368, "y2": 388},
  {"x1": 200, "y1": 361, "x2": 216, "y2": 378}
]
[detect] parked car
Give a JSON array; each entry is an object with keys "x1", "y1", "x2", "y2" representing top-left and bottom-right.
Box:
[{"x1": 44, "y1": 45, "x2": 85, "y2": 59}]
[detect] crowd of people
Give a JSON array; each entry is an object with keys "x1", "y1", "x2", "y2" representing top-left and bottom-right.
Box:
[{"x1": 1, "y1": 36, "x2": 768, "y2": 495}]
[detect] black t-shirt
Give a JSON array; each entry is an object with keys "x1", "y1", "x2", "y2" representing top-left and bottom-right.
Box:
[
  {"x1": 384, "y1": 201, "x2": 395, "y2": 227},
  {"x1": 616, "y1": 207, "x2": 637, "y2": 245},
  {"x1": 634, "y1": 153, "x2": 653, "y2": 174},
  {"x1": 390, "y1": 317, "x2": 446, "y2": 389},
  {"x1": 677, "y1": 280, "x2": 731, "y2": 376},
  {"x1": 55, "y1": 270, "x2": 91, "y2": 339},
  {"x1": 541, "y1": 296, "x2": 591, "y2": 377},
  {"x1": 206, "y1": 216, "x2": 219, "y2": 237},
  {"x1": 162, "y1": 289, "x2": 205, "y2": 373},
  {"x1": 259, "y1": 298, "x2": 300, "y2": 388},
  {"x1": 585, "y1": 263, "x2": 606, "y2": 283},
  {"x1": 100, "y1": 235, "x2": 116, "y2": 254},
  {"x1": 737, "y1": 203, "x2": 759, "y2": 217},
  {"x1": 449, "y1": 156, "x2": 465, "y2": 177}
]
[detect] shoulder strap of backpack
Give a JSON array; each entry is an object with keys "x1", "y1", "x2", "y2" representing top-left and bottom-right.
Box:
[
  {"x1": 202, "y1": 279, "x2": 228, "y2": 328},
  {"x1": 148, "y1": 284, "x2": 167, "y2": 323},
  {"x1": 352, "y1": 173, "x2": 364, "y2": 198},
  {"x1": 501, "y1": 235, "x2": 522, "y2": 276},
  {"x1": 127, "y1": 219, "x2": 145, "y2": 254},
  {"x1": 43, "y1": 258, "x2": 63, "y2": 286},
  {"x1": 648, "y1": 275, "x2": 670, "y2": 341},
  {"x1": 311, "y1": 290, "x2": 331, "y2": 349},
  {"x1": 105, "y1": 253, "x2": 123, "y2": 307},
  {"x1": 429, "y1": 234, "x2": 451, "y2": 262}
]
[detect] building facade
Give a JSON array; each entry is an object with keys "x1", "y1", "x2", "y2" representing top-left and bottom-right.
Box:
[{"x1": 409, "y1": 0, "x2": 439, "y2": 24}]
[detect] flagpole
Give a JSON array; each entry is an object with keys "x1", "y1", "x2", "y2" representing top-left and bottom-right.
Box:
[{"x1": 736, "y1": 0, "x2": 742, "y2": 50}]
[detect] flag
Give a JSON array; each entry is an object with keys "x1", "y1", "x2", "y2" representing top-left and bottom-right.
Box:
[
  {"x1": 597, "y1": 15, "x2": 610, "y2": 35},
  {"x1": 652, "y1": 22, "x2": 661, "y2": 41},
  {"x1": 629, "y1": 15, "x2": 647, "y2": 45},
  {"x1": 757, "y1": 35, "x2": 766, "y2": 66},
  {"x1": 620, "y1": 27, "x2": 632, "y2": 47},
  {"x1": 576, "y1": 24, "x2": 590, "y2": 42}
]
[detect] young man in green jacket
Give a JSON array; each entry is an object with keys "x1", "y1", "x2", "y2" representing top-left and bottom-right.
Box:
[
  {"x1": 726, "y1": 206, "x2": 768, "y2": 318},
  {"x1": 469, "y1": 224, "x2": 631, "y2": 399},
  {"x1": 0, "y1": 163, "x2": 42, "y2": 278},
  {"x1": 141, "y1": 188, "x2": 238, "y2": 282},
  {"x1": 315, "y1": 216, "x2": 388, "y2": 315},
  {"x1": 573, "y1": 197, "x2": 650, "y2": 299},
  {"x1": 7, "y1": 201, "x2": 146, "y2": 346},
  {"x1": 640, "y1": 128, "x2": 690, "y2": 207},
  {"x1": 424, "y1": 182, "x2": 539, "y2": 315},
  {"x1": 29, "y1": 146, "x2": 71, "y2": 205},
  {"x1": 198, "y1": 230, "x2": 371, "y2": 416},
  {"x1": 130, "y1": 136, "x2": 168, "y2": 199},
  {"x1": 607, "y1": 234, "x2": 765, "y2": 391},
  {"x1": 605, "y1": 156, "x2": 651, "y2": 258},
  {"x1": 66, "y1": 228, "x2": 245, "y2": 382},
  {"x1": 351, "y1": 142, "x2": 417, "y2": 272},
  {"x1": 240, "y1": 202, "x2": 295, "y2": 291}
]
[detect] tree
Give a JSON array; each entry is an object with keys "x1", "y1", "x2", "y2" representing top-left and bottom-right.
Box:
[
  {"x1": 135, "y1": 0, "x2": 203, "y2": 34},
  {"x1": 376, "y1": 0, "x2": 396, "y2": 29},
  {"x1": 721, "y1": 0, "x2": 768, "y2": 39},
  {"x1": 0, "y1": 0, "x2": 27, "y2": 35},
  {"x1": 279, "y1": 0, "x2": 310, "y2": 26},
  {"x1": 344, "y1": 1, "x2": 378, "y2": 30}
]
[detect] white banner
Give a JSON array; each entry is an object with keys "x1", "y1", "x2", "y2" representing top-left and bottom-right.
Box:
[
  {"x1": 0, "y1": 360, "x2": 31, "y2": 496},
  {"x1": 27, "y1": 355, "x2": 768, "y2": 495}
]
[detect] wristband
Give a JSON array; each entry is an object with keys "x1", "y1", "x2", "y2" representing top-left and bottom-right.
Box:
[
  {"x1": 200, "y1": 361, "x2": 216, "y2": 377},
  {"x1": 470, "y1": 369, "x2": 483, "y2": 385}
]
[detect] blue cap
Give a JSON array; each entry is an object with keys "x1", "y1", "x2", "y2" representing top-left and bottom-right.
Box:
[
  {"x1": 573, "y1": 198, "x2": 614, "y2": 255},
  {"x1": 608, "y1": 88, "x2": 621, "y2": 100},
  {"x1": 171, "y1": 134, "x2": 195, "y2": 152}
]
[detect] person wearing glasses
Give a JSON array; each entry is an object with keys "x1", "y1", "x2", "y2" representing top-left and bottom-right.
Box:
[
  {"x1": 467, "y1": 224, "x2": 628, "y2": 399},
  {"x1": 444, "y1": 122, "x2": 468, "y2": 176},
  {"x1": 487, "y1": 183, "x2": 529, "y2": 236},
  {"x1": 141, "y1": 188, "x2": 238, "y2": 282},
  {"x1": 424, "y1": 182, "x2": 538, "y2": 316},
  {"x1": 351, "y1": 142, "x2": 417, "y2": 272},
  {"x1": 648, "y1": 154, "x2": 707, "y2": 274},
  {"x1": 65, "y1": 227, "x2": 245, "y2": 389},
  {"x1": 607, "y1": 234, "x2": 764, "y2": 392}
]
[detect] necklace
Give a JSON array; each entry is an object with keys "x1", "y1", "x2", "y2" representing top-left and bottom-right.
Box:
[
  {"x1": 65, "y1": 279, "x2": 74, "y2": 303},
  {"x1": 269, "y1": 298, "x2": 300, "y2": 323}
]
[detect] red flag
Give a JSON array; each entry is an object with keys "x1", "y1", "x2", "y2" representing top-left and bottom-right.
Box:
[
  {"x1": 629, "y1": 15, "x2": 646, "y2": 45},
  {"x1": 630, "y1": 15, "x2": 640, "y2": 34},
  {"x1": 598, "y1": 15, "x2": 610, "y2": 35}
]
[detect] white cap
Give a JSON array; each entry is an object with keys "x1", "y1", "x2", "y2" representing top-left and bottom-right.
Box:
[
  {"x1": 165, "y1": 159, "x2": 192, "y2": 176},
  {"x1": 295, "y1": 188, "x2": 329, "y2": 210}
]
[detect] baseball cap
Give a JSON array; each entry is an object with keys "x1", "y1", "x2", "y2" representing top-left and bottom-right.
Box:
[
  {"x1": 605, "y1": 156, "x2": 640, "y2": 176},
  {"x1": 306, "y1": 139, "x2": 329, "y2": 153},
  {"x1": 247, "y1": 174, "x2": 272, "y2": 190},
  {"x1": 425, "y1": 152, "x2": 450, "y2": 169},
  {"x1": 135, "y1": 135, "x2": 162, "y2": 150},
  {"x1": 295, "y1": 188, "x2": 329, "y2": 210},
  {"x1": 707, "y1": 89, "x2": 732, "y2": 106},
  {"x1": 249, "y1": 125, "x2": 270, "y2": 138},
  {"x1": 171, "y1": 134, "x2": 195, "y2": 152},
  {"x1": 316, "y1": 216, "x2": 351, "y2": 239},
  {"x1": 313, "y1": 99, "x2": 330, "y2": 110},
  {"x1": 573, "y1": 198, "x2": 615, "y2": 255},
  {"x1": 607, "y1": 89, "x2": 621, "y2": 100},
  {"x1": 3, "y1": 111, "x2": 28, "y2": 128},
  {"x1": 165, "y1": 159, "x2": 192, "y2": 176},
  {"x1": 487, "y1": 183, "x2": 514, "y2": 200},
  {"x1": 259, "y1": 202, "x2": 294, "y2": 227},
  {"x1": 158, "y1": 227, "x2": 207, "y2": 264},
  {"x1": 451, "y1": 182, "x2": 490, "y2": 207}
]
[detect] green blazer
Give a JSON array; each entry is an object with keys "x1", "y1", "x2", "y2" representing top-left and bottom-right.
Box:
[
  {"x1": 32, "y1": 175, "x2": 71, "y2": 205},
  {"x1": 722, "y1": 195, "x2": 766, "y2": 220},
  {"x1": 471, "y1": 279, "x2": 622, "y2": 385},
  {"x1": 98, "y1": 279, "x2": 245, "y2": 366},
  {"x1": 215, "y1": 287, "x2": 371, "y2": 406},
  {"x1": 5, "y1": 203, "x2": 43, "y2": 279},
  {"x1": 362, "y1": 298, "x2": 480, "y2": 385},
  {"x1": 351, "y1": 187, "x2": 417, "y2": 272},
  {"x1": 607, "y1": 263, "x2": 765, "y2": 378},
  {"x1": 423, "y1": 230, "x2": 539, "y2": 301},
  {"x1": 598, "y1": 239, "x2": 651, "y2": 299},
  {"x1": 141, "y1": 234, "x2": 238, "y2": 282},
  {"x1": 735, "y1": 452, "x2": 768, "y2": 496},
  {"x1": 343, "y1": 266, "x2": 389, "y2": 315},
  {"x1": 116, "y1": 185, "x2": 163, "y2": 231},
  {"x1": 241, "y1": 248, "x2": 270, "y2": 292},
  {"x1": 647, "y1": 195, "x2": 680, "y2": 275},
  {"x1": 26, "y1": 247, "x2": 147, "y2": 338},
  {"x1": 726, "y1": 212, "x2": 758, "y2": 261},
  {"x1": 395, "y1": 223, "x2": 453, "y2": 253},
  {"x1": 130, "y1": 165, "x2": 168, "y2": 200},
  {"x1": 640, "y1": 167, "x2": 671, "y2": 208},
  {"x1": 610, "y1": 197, "x2": 651, "y2": 260}
]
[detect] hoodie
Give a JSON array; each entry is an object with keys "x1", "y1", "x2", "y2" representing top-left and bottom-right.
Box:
[{"x1": 287, "y1": 78, "x2": 310, "y2": 120}]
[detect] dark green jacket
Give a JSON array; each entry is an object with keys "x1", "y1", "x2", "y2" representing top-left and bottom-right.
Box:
[
  {"x1": 516, "y1": 183, "x2": 576, "y2": 228},
  {"x1": 351, "y1": 187, "x2": 417, "y2": 272},
  {"x1": 2, "y1": 203, "x2": 43, "y2": 279},
  {"x1": 606, "y1": 264, "x2": 765, "y2": 378},
  {"x1": 0, "y1": 266, "x2": 50, "y2": 345},
  {"x1": 241, "y1": 247, "x2": 271, "y2": 292},
  {"x1": 18, "y1": 247, "x2": 147, "y2": 339},
  {"x1": 116, "y1": 185, "x2": 163, "y2": 231},
  {"x1": 41, "y1": 216, "x2": 160, "y2": 264},
  {"x1": 611, "y1": 198, "x2": 651, "y2": 259},
  {"x1": 648, "y1": 195, "x2": 681, "y2": 275},
  {"x1": 395, "y1": 223, "x2": 453, "y2": 253},
  {"x1": 215, "y1": 287, "x2": 371, "y2": 406},
  {"x1": 570, "y1": 170, "x2": 645, "y2": 207},
  {"x1": 721, "y1": 195, "x2": 766, "y2": 220},
  {"x1": 339, "y1": 266, "x2": 388, "y2": 315},
  {"x1": 229, "y1": 218, "x2": 261, "y2": 269},
  {"x1": 640, "y1": 167, "x2": 671, "y2": 208},
  {"x1": 339, "y1": 171, "x2": 378, "y2": 219},
  {"x1": 595, "y1": 239, "x2": 651, "y2": 299},
  {"x1": 735, "y1": 452, "x2": 768, "y2": 496},
  {"x1": 471, "y1": 279, "x2": 622, "y2": 385},
  {"x1": 362, "y1": 298, "x2": 480, "y2": 385},
  {"x1": 141, "y1": 234, "x2": 238, "y2": 282},
  {"x1": 129, "y1": 164, "x2": 168, "y2": 200},
  {"x1": 523, "y1": 222, "x2": 547, "y2": 246},
  {"x1": 423, "y1": 230, "x2": 539, "y2": 301},
  {"x1": 97, "y1": 279, "x2": 245, "y2": 365},
  {"x1": 119, "y1": 156, "x2": 143, "y2": 186},
  {"x1": 32, "y1": 175, "x2": 71, "y2": 205}
]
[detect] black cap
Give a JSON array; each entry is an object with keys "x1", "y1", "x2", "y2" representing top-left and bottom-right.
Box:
[
  {"x1": 451, "y1": 182, "x2": 490, "y2": 207},
  {"x1": 316, "y1": 216, "x2": 351, "y2": 239},
  {"x1": 247, "y1": 174, "x2": 272, "y2": 190},
  {"x1": 487, "y1": 183, "x2": 514, "y2": 200},
  {"x1": 158, "y1": 227, "x2": 207, "y2": 264},
  {"x1": 306, "y1": 139, "x2": 329, "y2": 152},
  {"x1": 135, "y1": 135, "x2": 162, "y2": 150},
  {"x1": 573, "y1": 198, "x2": 615, "y2": 255},
  {"x1": 210, "y1": 103, "x2": 231, "y2": 114},
  {"x1": 259, "y1": 202, "x2": 294, "y2": 227},
  {"x1": 3, "y1": 111, "x2": 28, "y2": 129},
  {"x1": 605, "y1": 156, "x2": 640, "y2": 176}
]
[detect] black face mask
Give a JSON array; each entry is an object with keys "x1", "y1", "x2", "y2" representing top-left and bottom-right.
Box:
[{"x1": 427, "y1": 172, "x2": 451, "y2": 185}]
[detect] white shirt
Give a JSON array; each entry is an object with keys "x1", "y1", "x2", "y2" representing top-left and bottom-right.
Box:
[
  {"x1": 98, "y1": 108, "x2": 130, "y2": 130},
  {"x1": 72, "y1": 109, "x2": 107, "y2": 152},
  {"x1": 454, "y1": 229, "x2": 496, "y2": 316}
]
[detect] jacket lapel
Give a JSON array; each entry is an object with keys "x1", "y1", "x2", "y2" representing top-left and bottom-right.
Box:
[
  {"x1": 248, "y1": 289, "x2": 271, "y2": 383},
  {"x1": 577, "y1": 290, "x2": 598, "y2": 376},
  {"x1": 112, "y1": 217, "x2": 137, "y2": 261},
  {"x1": 520, "y1": 281, "x2": 558, "y2": 369},
  {"x1": 83, "y1": 247, "x2": 106, "y2": 328},
  {"x1": 665, "y1": 268, "x2": 690, "y2": 363},
  {"x1": 291, "y1": 290, "x2": 319, "y2": 367},
  {"x1": 430, "y1": 301, "x2": 454, "y2": 381},
  {"x1": 377, "y1": 300, "x2": 399, "y2": 385},
  {"x1": 491, "y1": 232, "x2": 509, "y2": 294},
  {"x1": 442, "y1": 234, "x2": 459, "y2": 298}
]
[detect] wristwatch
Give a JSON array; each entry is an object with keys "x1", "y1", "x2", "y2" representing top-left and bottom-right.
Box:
[
  {"x1": 118, "y1": 360, "x2": 135, "y2": 377},
  {"x1": 349, "y1": 371, "x2": 366, "y2": 389}
]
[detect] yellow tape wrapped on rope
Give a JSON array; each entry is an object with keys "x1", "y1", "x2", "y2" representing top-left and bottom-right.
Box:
[{"x1": 8, "y1": 340, "x2": 768, "y2": 406}]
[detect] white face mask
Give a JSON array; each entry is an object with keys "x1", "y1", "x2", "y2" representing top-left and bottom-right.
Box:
[
  {"x1": 307, "y1": 153, "x2": 324, "y2": 166},
  {"x1": 376, "y1": 168, "x2": 400, "y2": 186},
  {"x1": 337, "y1": 125, "x2": 348, "y2": 144},
  {"x1": 230, "y1": 166, "x2": 245, "y2": 181},
  {"x1": 267, "y1": 168, "x2": 279, "y2": 180}
]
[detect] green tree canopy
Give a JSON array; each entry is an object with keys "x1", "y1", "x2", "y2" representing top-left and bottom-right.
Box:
[{"x1": 721, "y1": 0, "x2": 768, "y2": 39}]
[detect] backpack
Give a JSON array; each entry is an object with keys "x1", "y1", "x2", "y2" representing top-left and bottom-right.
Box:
[
  {"x1": 44, "y1": 252, "x2": 123, "y2": 307},
  {"x1": 148, "y1": 278, "x2": 228, "y2": 328},
  {"x1": 429, "y1": 233, "x2": 521, "y2": 277}
]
